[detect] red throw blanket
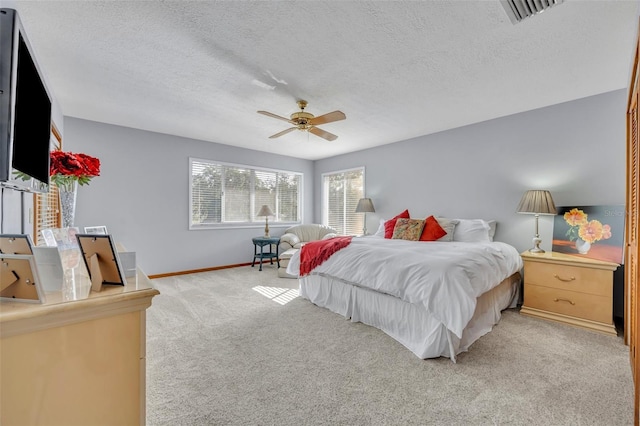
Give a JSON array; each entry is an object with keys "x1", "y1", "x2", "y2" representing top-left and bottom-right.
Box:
[{"x1": 299, "y1": 236, "x2": 353, "y2": 277}]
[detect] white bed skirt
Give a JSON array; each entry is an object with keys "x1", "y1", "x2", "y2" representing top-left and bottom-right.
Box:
[{"x1": 299, "y1": 273, "x2": 521, "y2": 362}]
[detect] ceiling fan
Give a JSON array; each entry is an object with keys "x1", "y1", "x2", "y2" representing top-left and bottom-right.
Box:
[{"x1": 257, "y1": 100, "x2": 346, "y2": 141}]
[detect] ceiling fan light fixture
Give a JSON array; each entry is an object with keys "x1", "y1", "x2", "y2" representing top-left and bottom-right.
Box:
[
  {"x1": 290, "y1": 111, "x2": 314, "y2": 124},
  {"x1": 500, "y1": 0, "x2": 564, "y2": 24},
  {"x1": 257, "y1": 100, "x2": 346, "y2": 141}
]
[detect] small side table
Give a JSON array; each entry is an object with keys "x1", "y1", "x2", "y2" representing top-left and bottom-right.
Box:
[{"x1": 252, "y1": 236, "x2": 280, "y2": 271}]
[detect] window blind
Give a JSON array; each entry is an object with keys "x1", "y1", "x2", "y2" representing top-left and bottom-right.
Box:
[
  {"x1": 190, "y1": 158, "x2": 301, "y2": 228},
  {"x1": 322, "y1": 167, "x2": 364, "y2": 235}
]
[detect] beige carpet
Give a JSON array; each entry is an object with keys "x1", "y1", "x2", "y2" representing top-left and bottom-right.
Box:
[{"x1": 146, "y1": 265, "x2": 633, "y2": 425}]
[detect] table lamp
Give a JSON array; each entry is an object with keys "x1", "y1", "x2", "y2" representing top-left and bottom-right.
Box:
[
  {"x1": 355, "y1": 198, "x2": 375, "y2": 235},
  {"x1": 516, "y1": 190, "x2": 557, "y2": 253},
  {"x1": 256, "y1": 205, "x2": 274, "y2": 237}
]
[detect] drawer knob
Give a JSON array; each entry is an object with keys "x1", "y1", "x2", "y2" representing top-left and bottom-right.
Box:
[
  {"x1": 553, "y1": 274, "x2": 576, "y2": 282},
  {"x1": 554, "y1": 297, "x2": 576, "y2": 305}
]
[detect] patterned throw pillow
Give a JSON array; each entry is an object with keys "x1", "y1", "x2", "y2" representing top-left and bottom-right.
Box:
[
  {"x1": 392, "y1": 218, "x2": 425, "y2": 241},
  {"x1": 384, "y1": 209, "x2": 410, "y2": 238}
]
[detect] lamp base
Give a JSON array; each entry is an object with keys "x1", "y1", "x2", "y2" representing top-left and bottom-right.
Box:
[
  {"x1": 264, "y1": 219, "x2": 270, "y2": 238},
  {"x1": 361, "y1": 212, "x2": 368, "y2": 236},
  {"x1": 529, "y1": 237, "x2": 545, "y2": 253}
]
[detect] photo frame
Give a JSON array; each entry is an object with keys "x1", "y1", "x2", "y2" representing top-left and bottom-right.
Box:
[
  {"x1": 40, "y1": 229, "x2": 57, "y2": 247},
  {"x1": 83, "y1": 226, "x2": 108, "y2": 235},
  {"x1": 0, "y1": 255, "x2": 45, "y2": 303},
  {"x1": 552, "y1": 205, "x2": 625, "y2": 264},
  {"x1": 41, "y1": 227, "x2": 81, "y2": 249},
  {"x1": 76, "y1": 234, "x2": 126, "y2": 292},
  {"x1": 0, "y1": 234, "x2": 34, "y2": 255}
]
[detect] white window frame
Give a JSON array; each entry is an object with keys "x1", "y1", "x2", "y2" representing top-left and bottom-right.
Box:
[
  {"x1": 189, "y1": 158, "x2": 303, "y2": 230},
  {"x1": 321, "y1": 166, "x2": 365, "y2": 236}
]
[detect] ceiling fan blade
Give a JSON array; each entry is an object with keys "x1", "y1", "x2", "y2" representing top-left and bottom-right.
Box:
[
  {"x1": 269, "y1": 127, "x2": 298, "y2": 139},
  {"x1": 258, "y1": 110, "x2": 295, "y2": 124},
  {"x1": 309, "y1": 111, "x2": 346, "y2": 126},
  {"x1": 309, "y1": 126, "x2": 338, "y2": 141}
]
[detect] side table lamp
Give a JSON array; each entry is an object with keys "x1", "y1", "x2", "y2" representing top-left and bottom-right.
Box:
[
  {"x1": 355, "y1": 198, "x2": 375, "y2": 235},
  {"x1": 516, "y1": 189, "x2": 557, "y2": 253},
  {"x1": 256, "y1": 205, "x2": 274, "y2": 237}
]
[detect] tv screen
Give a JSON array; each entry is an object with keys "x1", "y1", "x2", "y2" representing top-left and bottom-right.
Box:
[
  {"x1": 0, "y1": 8, "x2": 52, "y2": 193},
  {"x1": 13, "y1": 33, "x2": 52, "y2": 184}
]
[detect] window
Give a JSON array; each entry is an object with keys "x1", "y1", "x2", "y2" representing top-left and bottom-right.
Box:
[
  {"x1": 322, "y1": 167, "x2": 364, "y2": 235},
  {"x1": 190, "y1": 158, "x2": 302, "y2": 229}
]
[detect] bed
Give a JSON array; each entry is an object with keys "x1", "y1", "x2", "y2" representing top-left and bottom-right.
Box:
[{"x1": 286, "y1": 234, "x2": 523, "y2": 362}]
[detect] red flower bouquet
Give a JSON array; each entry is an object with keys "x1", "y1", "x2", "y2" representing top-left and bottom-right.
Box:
[{"x1": 50, "y1": 151, "x2": 101, "y2": 190}]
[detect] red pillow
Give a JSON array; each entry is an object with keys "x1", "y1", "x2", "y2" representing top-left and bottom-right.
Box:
[
  {"x1": 384, "y1": 209, "x2": 410, "y2": 238},
  {"x1": 420, "y1": 215, "x2": 447, "y2": 241}
]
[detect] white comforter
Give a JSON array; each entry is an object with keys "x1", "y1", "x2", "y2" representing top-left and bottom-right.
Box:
[{"x1": 287, "y1": 237, "x2": 522, "y2": 338}]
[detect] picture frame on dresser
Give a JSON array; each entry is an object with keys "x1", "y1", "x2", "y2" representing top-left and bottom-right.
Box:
[
  {"x1": 0, "y1": 234, "x2": 34, "y2": 255},
  {"x1": 41, "y1": 227, "x2": 81, "y2": 250},
  {"x1": 0, "y1": 254, "x2": 45, "y2": 303},
  {"x1": 40, "y1": 229, "x2": 57, "y2": 247},
  {"x1": 76, "y1": 234, "x2": 126, "y2": 292},
  {"x1": 83, "y1": 225, "x2": 108, "y2": 235}
]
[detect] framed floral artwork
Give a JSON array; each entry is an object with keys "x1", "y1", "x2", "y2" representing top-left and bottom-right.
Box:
[{"x1": 552, "y1": 205, "x2": 625, "y2": 264}]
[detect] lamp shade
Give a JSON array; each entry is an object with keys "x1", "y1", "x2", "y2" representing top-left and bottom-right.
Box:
[
  {"x1": 516, "y1": 190, "x2": 557, "y2": 215},
  {"x1": 256, "y1": 205, "x2": 274, "y2": 217},
  {"x1": 355, "y1": 198, "x2": 375, "y2": 213}
]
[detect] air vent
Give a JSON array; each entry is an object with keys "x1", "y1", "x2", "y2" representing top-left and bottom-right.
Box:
[{"x1": 500, "y1": 0, "x2": 565, "y2": 24}]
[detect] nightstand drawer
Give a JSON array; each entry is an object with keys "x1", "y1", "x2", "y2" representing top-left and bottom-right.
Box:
[
  {"x1": 524, "y1": 284, "x2": 612, "y2": 323},
  {"x1": 524, "y1": 261, "x2": 611, "y2": 297}
]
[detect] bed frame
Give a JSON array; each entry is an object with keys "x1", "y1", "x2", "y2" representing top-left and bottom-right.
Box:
[{"x1": 299, "y1": 272, "x2": 521, "y2": 362}]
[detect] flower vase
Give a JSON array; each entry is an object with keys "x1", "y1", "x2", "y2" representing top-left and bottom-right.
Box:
[
  {"x1": 575, "y1": 238, "x2": 591, "y2": 254},
  {"x1": 59, "y1": 180, "x2": 78, "y2": 228}
]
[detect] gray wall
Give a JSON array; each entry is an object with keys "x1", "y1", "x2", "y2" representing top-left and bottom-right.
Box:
[
  {"x1": 315, "y1": 89, "x2": 627, "y2": 254},
  {"x1": 62, "y1": 118, "x2": 314, "y2": 275},
  {"x1": 0, "y1": 89, "x2": 627, "y2": 275}
]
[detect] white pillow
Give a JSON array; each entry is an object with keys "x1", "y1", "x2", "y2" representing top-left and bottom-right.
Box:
[
  {"x1": 449, "y1": 218, "x2": 493, "y2": 243},
  {"x1": 487, "y1": 220, "x2": 497, "y2": 241},
  {"x1": 435, "y1": 218, "x2": 459, "y2": 242},
  {"x1": 373, "y1": 218, "x2": 386, "y2": 237}
]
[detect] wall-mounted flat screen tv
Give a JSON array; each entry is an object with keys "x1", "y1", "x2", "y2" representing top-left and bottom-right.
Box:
[{"x1": 0, "y1": 8, "x2": 52, "y2": 193}]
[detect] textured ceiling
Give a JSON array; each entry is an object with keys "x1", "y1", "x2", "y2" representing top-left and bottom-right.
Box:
[{"x1": 3, "y1": 0, "x2": 638, "y2": 160}]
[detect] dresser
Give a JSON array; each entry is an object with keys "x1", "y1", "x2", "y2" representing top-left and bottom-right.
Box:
[
  {"x1": 520, "y1": 251, "x2": 619, "y2": 336},
  {"x1": 0, "y1": 248, "x2": 159, "y2": 426}
]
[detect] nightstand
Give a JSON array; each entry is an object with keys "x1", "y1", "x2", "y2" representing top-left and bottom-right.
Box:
[
  {"x1": 520, "y1": 251, "x2": 619, "y2": 335},
  {"x1": 251, "y1": 236, "x2": 280, "y2": 271}
]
